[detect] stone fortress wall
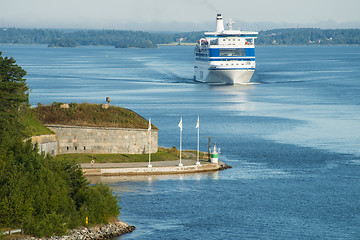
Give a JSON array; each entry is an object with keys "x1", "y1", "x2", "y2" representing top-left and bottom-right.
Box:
[
  {"x1": 47, "y1": 125, "x2": 158, "y2": 154},
  {"x1": 32, "y1": 125, "x2": 158, "y2": 156}
]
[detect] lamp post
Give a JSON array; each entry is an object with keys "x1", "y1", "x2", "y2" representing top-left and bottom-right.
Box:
[
  {"x1": 178, "y1": 117, "x2": 183, "y2": 167},
  {"x1": 148, "y1": 118, "x2": 152, "y2": 168},
  {"x1": 196, "y1": 116, "x2": 200, "y2": 166},
  {"x1": 204, "y1": 137, "x2": 215, "y2": 162}
]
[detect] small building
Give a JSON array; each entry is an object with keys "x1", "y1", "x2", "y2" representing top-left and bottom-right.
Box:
[{"x1": 31, "y1": 134, "x2": 58, "y2": 156}]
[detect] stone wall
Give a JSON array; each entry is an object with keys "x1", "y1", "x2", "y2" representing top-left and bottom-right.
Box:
[
  {"x1": 46, "y1": 125, "x2": 158, "y2": 155},
  {"x1": 30, "y1": 134, "x2": 58, "y2": 156}
]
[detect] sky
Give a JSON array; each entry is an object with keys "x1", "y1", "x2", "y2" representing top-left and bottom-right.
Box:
[{"x1": 1, "y1": 0, "x2": 360, "y2": 31}]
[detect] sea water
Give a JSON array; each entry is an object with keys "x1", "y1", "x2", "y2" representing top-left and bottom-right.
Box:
[{"x1": 1, "y1": 44, "x2": 360, "y2": 239}]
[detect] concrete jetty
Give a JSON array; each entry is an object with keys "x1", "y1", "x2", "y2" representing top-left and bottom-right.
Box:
[{"x1": 80, "y1": 159, "x2": 230, "y2": 176}]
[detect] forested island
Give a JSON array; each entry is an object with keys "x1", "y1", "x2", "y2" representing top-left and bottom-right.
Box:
[
  {"x1": 48, "y1": 38, "x2": 79, "y2": 48},
  {"x1": 1, "y1": 27, "x2": 360, "y2": 47}
]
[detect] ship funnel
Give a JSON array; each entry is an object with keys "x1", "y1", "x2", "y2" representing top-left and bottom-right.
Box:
[{"x1": 216, "y1": 14, "x2": 224, "y2": 32}]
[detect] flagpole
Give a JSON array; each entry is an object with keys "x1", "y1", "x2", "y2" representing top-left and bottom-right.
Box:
[
  {"x1": 179, "y1": 117, "x2": 183, "y2": 167},
  {"x1": 148, "y1": 118, "x2": 152, "y2": 168},
  {"x1": 196, "y1": 116, "x2": 200, "y2": 166}
]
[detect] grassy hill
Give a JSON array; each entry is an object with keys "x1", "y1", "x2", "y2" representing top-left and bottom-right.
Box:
[
  {"x1": 33, "y1": 102, "x2": 156, "y2": 130},
  {"x1": 24, "y1": 112, "x2": 54, "y2": 136}
]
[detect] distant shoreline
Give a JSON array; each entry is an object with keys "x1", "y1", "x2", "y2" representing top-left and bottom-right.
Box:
[
  {"x1": 158, "y1": 42, "x2": 196, "y2": 46},
  {"x1": 2, "y1": 28, "x2": 360, "y2": 46},
  {"x1": 1, "y1": 43, "x2": 359, "y2": 48}
]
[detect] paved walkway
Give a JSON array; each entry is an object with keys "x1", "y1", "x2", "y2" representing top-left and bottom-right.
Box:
[
  {"x1": 79, "y1": 159, "x2": 228, "y2": 176},
  {"x1": 80, "y1": 159, "x2": 207, "y2": 169}
]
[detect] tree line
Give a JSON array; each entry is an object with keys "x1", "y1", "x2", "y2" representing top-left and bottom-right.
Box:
[
  {"x1": 257, "y1": 28, "x2": 360, "y2": 45},
  {"x1": 0, "y1": 27, "x2": 360, "y2": 47},
  {"x1": 48, "y1": 38, "x2": 79, "y2": 48},
  {"x1": 0, "y1": 52, "x2": 120, "y2": 237},
  {"x1": 0, "y1": 28, "x2": 176, "y2": 48}
]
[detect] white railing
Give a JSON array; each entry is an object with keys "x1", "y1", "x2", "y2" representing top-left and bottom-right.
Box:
[{"x1": 1, "y1": 229, "x2": 22, "y2": 235}]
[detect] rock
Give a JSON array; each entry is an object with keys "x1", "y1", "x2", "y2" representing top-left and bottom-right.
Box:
[
  {"x1": 60, "y1": 104, "x2": 69, "y2": 109},
  {"x1": 101, "y1": 104, "x2": 109, "y2": 109},
  {"x1": 219, "y1": 163, "x2": 232, "y2": 170},
  {"x1": 18, "y1": 219, "x2": 135, "y2": 240}
]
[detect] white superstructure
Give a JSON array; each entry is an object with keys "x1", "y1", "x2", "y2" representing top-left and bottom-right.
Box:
[{"x1": 194, "y1": 14, "x2": 258, "y2": 85}]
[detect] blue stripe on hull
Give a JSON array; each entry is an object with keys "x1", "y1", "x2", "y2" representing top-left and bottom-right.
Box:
[
  {"x1": 195, "y1": 58, "x2": 255, "y2": 61},
  {"x1": 209, "y1": 68, "x2": 255, "y2": 71},
  {"x1": 210, "y1": 58, "x2": 255, "y2": 61}
]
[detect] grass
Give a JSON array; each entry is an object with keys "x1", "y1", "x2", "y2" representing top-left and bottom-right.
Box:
[
  {"x1": 33, "y1": 102, "x2": 156, "y2": 130},
  {"x1": 53, "y1": 147, "x2": 208, "y2": 164},
  {"x1": 24, "y1": 112, "x2": 54, "y2": 136}
]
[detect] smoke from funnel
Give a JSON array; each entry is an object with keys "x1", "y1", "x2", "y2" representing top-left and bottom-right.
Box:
[{"x1": 200, "y1": 0, "x2": 220, "y2": 13}]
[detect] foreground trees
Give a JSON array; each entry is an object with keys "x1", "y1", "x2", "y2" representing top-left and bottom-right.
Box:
[{"x1": 0, "y1": 52, "x2": 120, "y2": 237}]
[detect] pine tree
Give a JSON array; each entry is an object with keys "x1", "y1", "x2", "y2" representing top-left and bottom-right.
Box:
[{"x1": 0, "y1": 53, "x2": 120, "y2": 237}]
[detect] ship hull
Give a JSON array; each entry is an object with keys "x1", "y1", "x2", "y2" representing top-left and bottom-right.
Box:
[
  {"x1": 199, "y1": 69, "x2": 254, "y2": 85},
  {"x1": 194, "y1": 61, "x2": 255, "y2": 85}
]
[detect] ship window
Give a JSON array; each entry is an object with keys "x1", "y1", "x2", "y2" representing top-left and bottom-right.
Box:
[
  {"x1": 210, "y1": 39, "x2": 218, "y2": 45},
  {"x1": 245, "y1": 38, "x2": 253, "y2": 45},
  {"x1": 219, "y1": 49, "x2": 246, "y2": 57}
]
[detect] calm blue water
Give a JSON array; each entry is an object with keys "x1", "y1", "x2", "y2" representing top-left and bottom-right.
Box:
[{"x1": 1, "y1": 44, "x2": 360, "y2": 239}]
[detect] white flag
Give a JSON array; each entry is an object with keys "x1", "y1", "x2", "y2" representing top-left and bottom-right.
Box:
[
  {"x1": 148, "y1": 118, "x2": 151, "y2": 132},
  {"x1": 178, "y1": 117, "x2": 183, "y2": 131},
  {"x1": 196, "y1": 116, "x2": 199, "y2": 129}
]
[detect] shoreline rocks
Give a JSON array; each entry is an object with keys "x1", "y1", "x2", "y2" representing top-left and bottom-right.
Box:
[
  {"x1": 20, "y1": 219, "x2": 135, "y2": 240},
  {"x1": 219, "y1": 162, "x2": 232, "y2": 170}
]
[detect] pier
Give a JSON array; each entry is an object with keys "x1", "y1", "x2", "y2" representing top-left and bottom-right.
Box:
[{"x1": 80, "y1": 159, "x2": 230, "y2": 176}]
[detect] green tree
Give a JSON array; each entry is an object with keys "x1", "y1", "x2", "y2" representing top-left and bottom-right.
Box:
[
  {"x1": 0, "y1": 52, "x2": 28, "y2": 181},
  {"x1": 48, "y1": 38, "x2": 79, "y2": 48},
  {"x1": 0, "y1": 53, "x2": 120, "y2": 237},
  {"x1": 0, "y1": 52, "x2": 28, "y2": 130}
]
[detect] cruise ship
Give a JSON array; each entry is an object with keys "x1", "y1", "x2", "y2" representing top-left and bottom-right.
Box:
[{"x1": 194, "y1": 14, "x2": 258, "y2": 85}]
